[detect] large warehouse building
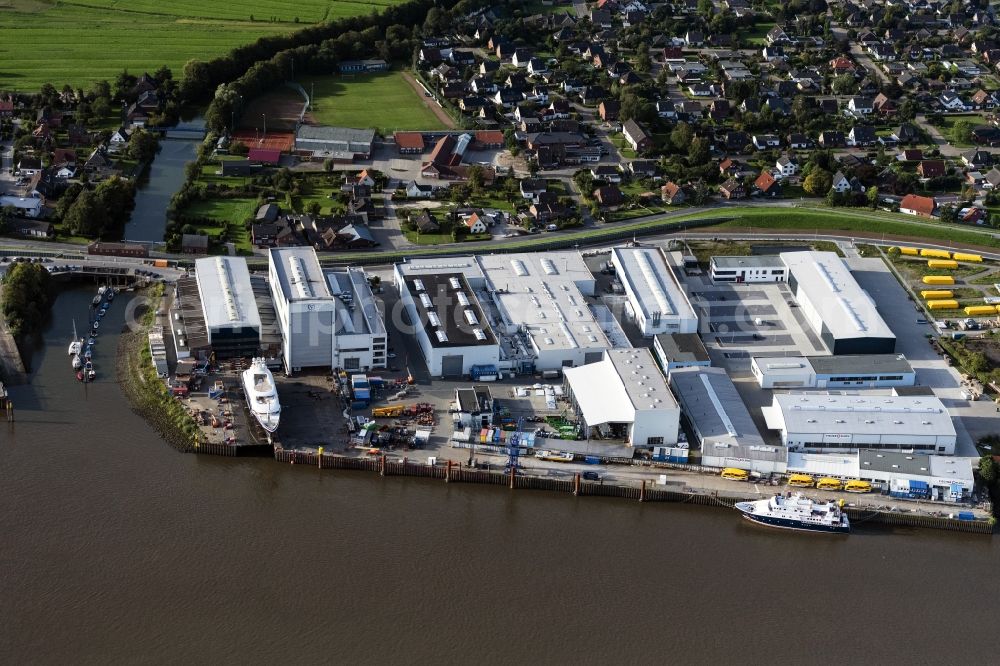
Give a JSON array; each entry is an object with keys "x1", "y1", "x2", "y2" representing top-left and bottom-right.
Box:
[
  {"x1": 270, "y1": 247, "x2": 336, "y2": 372},
  {"x1": 193, "y1": 256, "x2": 261, "y2": 358},
  {"x1": 326, "y1": 267, "x2": 388, "y2": 371},
  {"x1": 395, "y1": 252, "x2": 629, "y2": 376},
  {"x1": 670, "y1": 366, "x2": 787, "y2": 474},
  {"x1": 781, "y1": 251, "x2": 896, "y2": 355},
  {"x1": 750, "y1": 354, "x2": 916, "y2": 389},
  {"x1": 611, "y1": 247, "x2": 698, "y2": 336},
  {"x1": 563, "y1": 348, "x2": 679, "y2": 449},
  {"x1": 270, "y1": 248, "x2": 386, "y2": 374},
  {"x1": 397, "y1": 270, "x2": 500, "y2": 377},
  {"x1": 762, "y1": 393, "x2": 957, "y2": 454}
]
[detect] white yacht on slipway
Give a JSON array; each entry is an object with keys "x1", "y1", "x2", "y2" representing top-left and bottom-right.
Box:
[{"x1": 242, "y1": 358, "x2": 280, "y2": 434}]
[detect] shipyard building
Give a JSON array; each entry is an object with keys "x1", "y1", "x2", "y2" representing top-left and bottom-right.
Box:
[
  {"x1": 709, "y1": 251, "x2": 895, "y2": 355},
  {"x1": 762, "y1": 393, "x2": 957, "y2": 454},
  {"x1": 750, "y1": 354, "x2": 915, "y2": 389},
  {"x1": 781, "y1": 251, "x2": 896, "y2": 355},
  {"x1": 787, "y1": 450, "x2": 973, "y2": 500},
  {"x1": 194, "y1": 257, "x2": 261, "y2": 358},
  {"x1": 669, "y1": 366, "x2": 787, "y2": 474},
  {"x1": 611, "y1": 247, "x2": 698, "y2": 336},
  {"x1": 269, "y1": 247, "x2": 386, "y2": 373},
  {"x1": 394, "y1": 252, "x2": 631, "y2": 377},
  {"x1": 563, "y1": 348, "x2": 680, "y2": 449}
]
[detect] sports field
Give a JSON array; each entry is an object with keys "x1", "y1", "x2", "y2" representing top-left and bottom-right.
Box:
[
  {"x1": 301, "y1": 72, "x2": 448, "y2": 133},
  {"x1": 0, "y1": 0, "x2": 407, "y2": 90}
]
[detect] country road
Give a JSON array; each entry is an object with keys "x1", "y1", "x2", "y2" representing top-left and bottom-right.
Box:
[{"x1": 915, "y1": 114, "x2": 963, "y2": 158}]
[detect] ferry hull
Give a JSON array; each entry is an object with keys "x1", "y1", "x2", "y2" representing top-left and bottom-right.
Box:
[{"x1": 737, "y1": 507, "x2": 850, "y2": 534}]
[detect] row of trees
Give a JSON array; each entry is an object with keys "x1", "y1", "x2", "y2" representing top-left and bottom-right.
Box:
[
  {"x1": 56, "y1": 177, "x2": 136, "y2": 239},
  {"x1": 1, "y1": 262, "x2": 54, "y2": 339}
]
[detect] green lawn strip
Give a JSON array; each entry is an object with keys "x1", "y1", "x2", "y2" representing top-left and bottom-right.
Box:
[
  {"x1": 0, "y1": 1, "x2": 407, "y2": 89},
  {"x1": 299, "y1": 71, "x2": 447, "y2": 133}
]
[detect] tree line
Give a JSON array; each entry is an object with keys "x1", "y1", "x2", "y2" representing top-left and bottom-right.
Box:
[
  {"x1": 1, "y1": 262, "x2": 54, "y2": 339},
  {"x1": 198, "y1": 0, "x2": 489, "y2": 133}
]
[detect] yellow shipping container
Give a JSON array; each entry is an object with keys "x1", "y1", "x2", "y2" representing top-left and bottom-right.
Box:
[
  {"x1": 922, "y1": 275, "x2": 955, "y2": 285},
  {"x1": 920, "y1": 248, "x2": 952, "y2": 259},
  {"x1": 964, "y1": 305, "x2": 997, "y2": 316},
  {"x1": 920, "y1": 290, "x2": 953, "y2": 299},
  {"x1": 926, "y1": 299, "x2": 959, "y2": 310},
  {"x1": 952, "y1": 252, "x2": 983, "y2": 263},
  {"x1": 927, "y1": 259, "x2": 958, "y2": 269},
  {"x1": 899, "y1": 246, "x2": 920, "y2": 256}
]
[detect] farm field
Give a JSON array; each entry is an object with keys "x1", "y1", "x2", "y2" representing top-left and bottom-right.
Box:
[
  {"x1": 300, "y1": 72, "x2": 447, "y2": 133},
  {"x1": 0, "y1": 0, "x2": 407, "y2": 90}
]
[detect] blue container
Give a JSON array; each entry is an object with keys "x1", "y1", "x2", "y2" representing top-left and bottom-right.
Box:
[
  {"x1": 958, "y1": 512, "x2": 975, "y2": 521},
  {"x1": 584, "y1": 456, "x2": 601, "y2": 465}
]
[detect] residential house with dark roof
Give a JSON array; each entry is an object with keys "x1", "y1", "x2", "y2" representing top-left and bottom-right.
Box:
[
  {"x1": 593, "y1": 185, "x2": 624, "y2": 207},
  {"x1": 917, "y1": 160, "x2": 947, "y2": 179},
  {"x1": 660, "y1": 182, "x2": 686, "y2": 205},
  {"x1": 622, "y1": 119, "x2": 652, "y2": 153},
  {"x1": 718, "y1": 178, "x2": 746, "y2": 200}
]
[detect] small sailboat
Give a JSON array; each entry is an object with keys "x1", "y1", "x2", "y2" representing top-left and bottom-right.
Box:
[
  {"x1": 88, "y1": 336, "x2": 96, "y2": 345},
  {"x1": 106, "y1": 288, "x2": 115, "y2": 302},
  {"x1": 84, "y1": 349, "x2": 92, "y2": 361},
  {"x1": 93, "y1": 320, "x2": 100, "y2": 330},
  {"x1": 84, "y1": 361, "x2": 95, "y2": 382},
  {"x1": 68, "y1": 320, "x2": 82, "y2": 356},
  {"x1": 98, "y1": 286, "x2": 107, "y2": 296},
  {"x1": 76, "y1": 370, "x2": 85, "y2": 382},
  {"x1": 72, "y1": 354, "x2": 82, "y2": 370},
  {"x1": 91, "y1": 295, "x2": 102, "y2": 307}
]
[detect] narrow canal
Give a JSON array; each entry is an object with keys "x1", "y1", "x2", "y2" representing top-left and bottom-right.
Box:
[{"x1": 123, "y1": 129, "x2": 200, "y2": 243}]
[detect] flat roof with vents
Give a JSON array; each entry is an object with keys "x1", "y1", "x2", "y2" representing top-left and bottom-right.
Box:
[
  {"x1": 564, "y1": 348, "x2": 677, "y2": 425},
  {"x1": 765, "y1": 393, "x2": 956, "y2": 438},
  {"x1": 475, "y1": 252, "x2": 608, "y2": 354},
  {"x1": 269, "y1": 247, "x2": 332, "y2": 303},
  {"x1": 403, "y1": 272, "x2": 495, "y2": 348},
  {"x1": 612, "y1": 247, "x2": 697, "y2": 325},
  {"x1": 194, "y1": 256, "x2": 261, "y2": 333},
  {"x1": 780, "y1": 251, "x2": 895, "y2": 343}
]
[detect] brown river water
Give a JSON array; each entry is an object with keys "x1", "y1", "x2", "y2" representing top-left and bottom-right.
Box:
[{"x1": 1, "y1": 288, "x2": 998, "y2": 664}]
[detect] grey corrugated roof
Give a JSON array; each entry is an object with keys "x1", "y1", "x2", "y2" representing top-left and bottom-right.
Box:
[
  {"x1": 807, "y1": 354, "x2": 913, "y2": 376},
  {"x1": 670, "y1": 366, "x2": 769, "y2": 451},
  {"x1": 859, "y1": 449, "x2": 932, "y2": 476}
]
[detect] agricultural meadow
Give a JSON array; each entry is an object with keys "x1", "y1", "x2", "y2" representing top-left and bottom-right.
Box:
[
  {"x1": 301, "y1": 72, "x2": 447, "y2": 133},
  {"x1": 0, "y1": 0, "x2": 407, "y2": 90}
]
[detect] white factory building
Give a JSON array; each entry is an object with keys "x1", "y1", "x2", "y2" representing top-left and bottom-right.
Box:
[
  {"x1": 394, "y1": 252, "x2": 631, "y2": 377},
  {"x1": 194, "y1": 256, "x2": 261, "y2": 358},
  {"x1": 563, "y1": 348, "x2": 679, "y2": 449},
  {"x1": 710, "y1": 255, "x2": 787, "y2": 283},
  {"x1": 326, "y1": 267, "x2": 388, "y2": 371},
  {"x1": 750, "y1": 354, "x2": 916, "y2": 389},
  {"x1": 670, "y1": 366, "x2": 787, "y2": 474},
  {"x1": 395, "y1": 269, "x2": 500, "y2": 377},
  {"x1": 781, "y1": 251, "x2": 896, "y2": 355},
  {"x1": 269, "y1": 247, "x2": 386, "y2": 374},
  {"x1": 611, "y1": 247, "x2": 698, "y2": 336},
  {"x1": 787, "y1": 450, "x2": 974, "y2": 500},
  {"x1": 762, "y1": 393, "x2": 957, "y2": 454}
]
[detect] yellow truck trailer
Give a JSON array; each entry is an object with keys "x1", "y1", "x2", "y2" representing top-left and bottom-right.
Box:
[
  {"x1": 927, "y1": 259, "x2": 958, "y2": 269},
  {"x1": 899, "y1": 246, "x2": 919, "y2": 256},
  {"x1": 922, "y1": 275, "x2": 955, "y2": 285},
  {"x1": 952, "y1": 252, "x2": 983, "y2": 263},
  {"x1": 920, "y1": 290, "x2": 953, "y2": 299},
  {"x1": 963, "y1": 305, "x2": 998, "y2": 316},
  {"x1": 926, "y1": 299, "x2": 959, "y2": 310},
  {"x1": 919, "y1": 248, "x2": 952, "y2": 259}
]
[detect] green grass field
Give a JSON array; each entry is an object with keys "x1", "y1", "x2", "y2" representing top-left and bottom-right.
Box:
[
  {"x1": 0, "y1": 1, "x2": 407, "y2": 90},
  {"x1": 301, "y1": 71, "x2": 446, "y2": 133}
]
